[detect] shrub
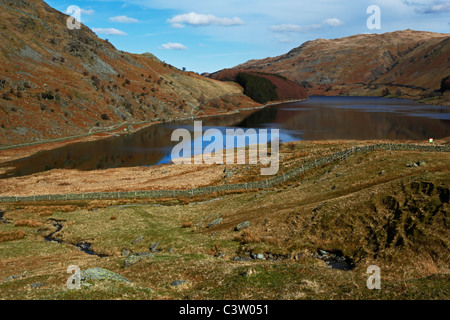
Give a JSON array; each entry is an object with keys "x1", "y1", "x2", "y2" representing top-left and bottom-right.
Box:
[
  {"x1": 41, "y1": 90, "x2": 55, "y2": 100},
  {"x1": 91, "y1": 75, "x2": 100, "y2": 88},
  {"x1": 100, "y1": 113, "x2": 110, "y2": 120},
  {"x1": 2, "y1": 92, "x2": 11, "y2": 100}
]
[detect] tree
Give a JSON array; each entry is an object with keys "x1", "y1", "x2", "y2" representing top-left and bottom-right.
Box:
[{"x1": 440, "y1": 75, "x2": 450, "y2": 92}]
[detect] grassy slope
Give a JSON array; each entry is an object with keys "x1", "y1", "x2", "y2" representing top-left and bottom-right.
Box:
[
  {"x1": 0, "y1": 141, "x2": 448, "y2": 299},
  {"x1": 0, "y1": 0, "x2": 259, "y2": 145}
]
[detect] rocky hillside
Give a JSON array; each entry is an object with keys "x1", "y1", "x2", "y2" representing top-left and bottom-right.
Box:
[
  {"x1": 212, "y1": 30, "x2": 450, "y2": 101},
  {"x1": 0, "y1": 0, "x2": 259, "y2": 145}
]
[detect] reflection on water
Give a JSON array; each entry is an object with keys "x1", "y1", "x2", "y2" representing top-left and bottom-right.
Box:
[{"x1": 1, "y1": 96, "x2": 448, "y2": 178}]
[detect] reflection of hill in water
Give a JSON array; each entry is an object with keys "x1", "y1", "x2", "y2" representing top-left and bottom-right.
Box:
[
  {"x1": 0, "y1": 110, "x2": 256, "y2": 178},
  {"x1": 279, "y1": 107, "x2": 449, "y2": 140},
  {"x1": 1, "y1": 97, "x2": 448, "y2": 178},
  {"x1": 241, "y1": 97, "x2": 449, "y2": 140}
]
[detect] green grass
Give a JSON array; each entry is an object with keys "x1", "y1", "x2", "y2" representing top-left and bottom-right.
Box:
[{"x1": 0, "y1": 143, "x2": 448, "y2": 300}]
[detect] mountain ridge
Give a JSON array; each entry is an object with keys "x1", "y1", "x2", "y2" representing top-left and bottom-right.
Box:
[{"x1": 212, "y1": 30, "x2": 450, "y2": 102}]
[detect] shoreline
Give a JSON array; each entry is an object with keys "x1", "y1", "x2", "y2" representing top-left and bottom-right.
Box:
[
  {"x1": 0, "y1": 98, "x2": 306, "y2": 164},
  {"x1": 0, "y1": 141, "x2": 448, "y2": 201}
]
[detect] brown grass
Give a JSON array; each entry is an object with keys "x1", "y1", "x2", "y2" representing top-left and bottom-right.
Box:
[
  {"x1": 209, "y1": 243, "x2": 222, "y2": 256},
  {"x1": 235, "y1": 230, "x2": 262, "y2": 244},
  {"x1": 0, "y1": 230, "x2": 26, "y2": 243},
  {"x1": 181, "y1": 221, "x2": 193, "y2": 228},
  {"x1": 14, "y1": 219, "x2": 42, "y2": 228}
]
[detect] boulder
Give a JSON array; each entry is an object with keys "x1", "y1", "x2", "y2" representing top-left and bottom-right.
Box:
[
  {"x1": 207, "y1": 218, "x2": 223, "y2": 228},
  {"x1": 170, "y1": 280, "x2": 187, "y2": 287},
  {"x1": 150, "y1": 242, "x2": 160, "y2": 252},
  {"x1": 235, "y1": 221, "x2": 250, "y2": 231},
  {"x1": 131, "y1": 236, "x2": 144, "y2": 244},
  {"x1": 80, "y1": 267, "x2": 130, "y2": 283}
]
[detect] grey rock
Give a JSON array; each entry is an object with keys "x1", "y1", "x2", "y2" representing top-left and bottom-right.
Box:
[
  {"x1": 170, "y1": 280, "x2": 187, "y2": 287},
  {"x1": 224, "y1": 169, "x2": 234, "y2": 178},
  {"x1": 378, "y1": 170, "x2": 386, "y2": 175},
  {"x1": 232, "y1": 256, "x2": 252, "y2": 262},
  {"x1": 137, "y1": 252, "x2": 153, "y2": 258},
  {"x1": 81, "y1": 267, "x2": 130, "y2": 283},
  {"x1": 256, "y1": 253, "x2": 265, "y2": 260},
  {"x1": 407, "y1": 160, "x2": 426, "y2": 167},
  {"x1": 30, "y1": 283, "x2": 47, "y2": 289},
  {"x1": 235, "y1": 221, "x2": 250, "y2": 231},
  {"x1": 313, "y1": 202, "x2": 326, "y2": 213},
  {"x1": 123, "y1": 253, "x2": 149, "y2": 267},
  {"x1": 150, "y1": 242, "x2": 160, "y2": 252},
  {"x1": 216, "y1": 252, "x2": 226, "y2": 259},
  {"x1": 2, "y1": 275, "x2": 21, "y2": 283},
  {"x1": 207, "y1": 218, "x2": 223, "y2": 228},
  {"x1": 162, "y1": 170, "x2": 167, "y2": 174},
  {"x1": 131, "y1": 236, "x2": 144, "y2": 244},
  {"x1": 168, "y1": 247, "x2": 173, "y2": 253},
  {"x1": 121, "y1": 248, "x2": 131, "y2": 257}
]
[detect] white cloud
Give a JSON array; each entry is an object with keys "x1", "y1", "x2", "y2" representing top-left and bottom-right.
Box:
[
  {"x1": 64, "y1": 7, "x2": 94, "y2": 17},
  {"x1": 323, "y1": 18, "x2": 344, "y2": 27},
  {"x1": 109, "y1": 16, "x2": 139, "y2": 23},
  {"x1": 159, "y1": 42, "x2": 188, "y2": 50},
  {"x1": 80, "y1": 9, "x2": 95, "y2": 15},
  {"x1": 402, "y1": 0, "x2": 450, "y2": 13},
  {"x1": 92, "y1": 28, "x2": 128, "y2": 36},
  {"x1": 270, "y1": 24, "x2": 321, "y2": 33},
  {"x1": 422, "y1": 2, "x2": 450, "y2": 13},
  {"x1": 167, "y1": 12, "x2": 244, "y2": 27}
]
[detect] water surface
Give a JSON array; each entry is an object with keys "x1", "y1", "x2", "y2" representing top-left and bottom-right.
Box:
[{"x1": 1, "y1": 96, "x2": 448, "y2": 178}]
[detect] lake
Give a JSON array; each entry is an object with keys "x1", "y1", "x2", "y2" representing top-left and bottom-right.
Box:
[{"x1": 1, "y1": 96, "x2": 449, "y2": 178}]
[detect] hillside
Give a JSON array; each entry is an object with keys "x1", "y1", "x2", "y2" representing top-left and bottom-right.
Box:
[
  {"x1": 212, "y1": 30, "x2": 450, "y2": 102},
  {"x1": 0, "y1": 140, "x2": 449, "y2": 299},
  {"x1": 0, "y1": 0, "x2": 259, "y2": 145}
]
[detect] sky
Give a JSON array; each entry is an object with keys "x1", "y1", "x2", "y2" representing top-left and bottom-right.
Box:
[{"x1": 45, "y1": 0, "x2": 450, "y2": 73}]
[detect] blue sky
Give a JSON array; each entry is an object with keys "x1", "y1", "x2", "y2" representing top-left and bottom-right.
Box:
[{"x1": 45, "y1": 0, "x2": 450, "y2": 73}]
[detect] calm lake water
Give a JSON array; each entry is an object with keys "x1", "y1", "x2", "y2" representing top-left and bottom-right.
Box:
[{"x1": 1, "y1": 96, "x2": 449, "y2": 178}]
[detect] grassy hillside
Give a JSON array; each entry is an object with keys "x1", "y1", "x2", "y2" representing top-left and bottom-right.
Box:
[
  {"x1": 0, "y1": 140, "x2": 448, "y2": 299},
  {"x1": 212, "y1": 30, "x2": 450, "y2": 104},
  {"x1": 0, "y1": 0, "x2": 259, "y2": 145}
]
